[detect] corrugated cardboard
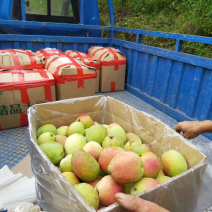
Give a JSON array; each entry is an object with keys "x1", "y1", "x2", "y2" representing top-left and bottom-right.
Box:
[
  {"x1": 27, "y1": 96, "x2": 207, "y2": 212},
  {"x1": 0, "y1": 69, "x2": 56, "y2": 130},
  {"x1": 11, "y1": 154, "x2": 34, "y2": 178},
  {"x1": 0, "y1": 49, "x2": 43, "y2": 69},
  {"x1": 45, "y1": 55, "x2": 97, "y2": 100},
  {"x1": 35, "y1": 48, "x2": 65, "y2": 60},
  {"x1": 88, "y1": 47, "x2": 126, "y2": 92},
  {"x1": 65, "y1": 50, "x2": 100, "y2": 92}
]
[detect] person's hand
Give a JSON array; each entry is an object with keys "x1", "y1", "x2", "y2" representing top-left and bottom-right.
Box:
[
  {"x1": 173, "y1": 121, "x2": 202, "y2": 139},
  {"x1": 115, "y1": 193, "x2": 169, "y2": 212}
]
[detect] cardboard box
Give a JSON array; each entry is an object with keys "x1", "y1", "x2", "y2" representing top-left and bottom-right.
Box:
[
  {"x1": 0, "y1": 69, "x2": 56, "y2": 130},
  {"x1": 65, "y1": 50, "x2": 100, "y2": 92},
  {"x1": 0, "y1": 49, "x2": 43, "y2": 69},
  {"x1": 88, "y1": 47, "x2": 126, "y2": 92},
  {"x1": 27, "y1": 96, "x2": 207, "y2": 212},
  {"x1": 35, "y1": 48, "x2": 66, "y2": 60},
  {"x1": 45, "y1": 55, "x2": 97, "y2": 100}
]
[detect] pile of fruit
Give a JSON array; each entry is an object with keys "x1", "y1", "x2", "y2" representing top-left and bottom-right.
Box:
[{"x1": 36, "y1": 115, "x2": 188, "y2": 211}]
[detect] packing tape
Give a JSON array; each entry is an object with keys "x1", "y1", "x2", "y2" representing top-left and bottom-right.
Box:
[
  {"x1": 38, "y1": 49, "x2": 66, "y2": 59},
  {"x1": 111, "y1": 82, "x2": 116, "y2": 92},
  {"x1": 91, "y1": 47, "x2": 126, "y2": 71},
  {"x1": 0, "y1": 49, "x2": 43, "y2": 69},
  {"x1": 47, "y1": 56, "x2": 97, "y2": 88},
  {"x1": 66, "y1": 53, "x2": 100, "y2": 72}
]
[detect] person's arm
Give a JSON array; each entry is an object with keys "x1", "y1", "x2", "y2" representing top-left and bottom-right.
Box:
[
  {"x1": 115, "y1": 193, "x2": 170, "y2": 212},
  {"x1": 173, "y1": 120, "x2": 212, "y2": 139}
]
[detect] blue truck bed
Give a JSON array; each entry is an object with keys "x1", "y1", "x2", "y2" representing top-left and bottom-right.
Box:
[{"x1": 0, "y1": 0, "x2": 212, "y2": 210}]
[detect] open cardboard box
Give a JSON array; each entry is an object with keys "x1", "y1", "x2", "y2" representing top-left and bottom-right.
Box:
[{"x1": 27, "y1": 96, "x2": 207, "y2": 212}]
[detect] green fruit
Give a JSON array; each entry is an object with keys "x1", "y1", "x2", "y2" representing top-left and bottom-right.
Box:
[
  {"x1": 156, "y1": 175, "x2": 171, "y2": 183},
  {"x1": 62, "y1": 172, "x2": 80, "y2": 185},
  {"x1": 133, "y1": 144, "x2": 152, "y2": 156},
  {"x1": 126, "y1": 133, "x2": 142, "y2": 143},
  {"x1": 74, "y1": 183, "x2": 99, "y2": 210},
  {"x1": 37, "y1": 124, "x2": 57, "y2": 137},
  {"x1": 161, "y1": 150, "x2": 188, "y2": 177},
  {"x1": 130, "y1": 178, "x2": 159, "y2": 195},
  {"x1": 85, "y1": 125, "x2": 107, "y2": 145},
  {"x1": 102, "y1": 136, "x2": 124, "y2": 149},
  {"x1": 37, "y1": 132, "x2": 56, "y2": 145},
  {"x1": 60, "y1": 154, "x2": 73, "y2": 173},
  {"x1": 57, "y1": 126, "x2": 68, "y2": 136},
  {"x1": 67, "y1": 122, "x2": 85, "y2": 137},
  {"x1": 108, "y1": 126, "x2": 126, "y2": 144},
  {"x1": 65, "y1": 134, "x2": 86, "y2": 155},
  {"x1": 75, "y1": 115, "x2": 93, "y2": 129},
  {"x1": 40, "y1": 142, "x2": 64, "y2": 165},
  {"x1": 124, "y1": 140, "x2": 142, "y2": 151},
  {"x1": 72, "y1": 150, "x2": 100, "y2": 181},
  {"x1": 124, "y1": 183, "x2": 133, "y2": 194}
]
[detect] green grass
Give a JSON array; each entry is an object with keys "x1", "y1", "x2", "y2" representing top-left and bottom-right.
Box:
[{"x1": 98, "y1": 0, "x2": 212, "y2": 58}]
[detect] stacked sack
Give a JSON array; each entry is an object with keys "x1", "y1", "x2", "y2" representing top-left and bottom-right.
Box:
[
  {"x1": 88, "y1": 47, "x2": 126, "y2": 92},
  {"x1": 36, "y1": 48, "x2": 97, "y2": 100},
  {"x1": 0, "y1": 49, "x2": 56, "y2": 130}
]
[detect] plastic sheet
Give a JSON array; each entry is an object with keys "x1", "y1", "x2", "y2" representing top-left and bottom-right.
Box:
[{"x1": 26, "y1": 96, "x2": 212, "y2": 212}]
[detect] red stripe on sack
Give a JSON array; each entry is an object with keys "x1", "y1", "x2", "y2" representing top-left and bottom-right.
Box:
[
  {"x1": 20, "y1": 112, "x2": 28, "y2": 127},
  {"x1": 0, "y1": 122, "x2": 2, "y2": 130},
  {"x1": 46, "y1": 56, "x2": 67, "y2": 70},
  {"x1": 111, "y1": 82, "x2": 116, "y2": 91},
  {"x1": 88, "y1": 47, "x2": 95, "y2": 55}
]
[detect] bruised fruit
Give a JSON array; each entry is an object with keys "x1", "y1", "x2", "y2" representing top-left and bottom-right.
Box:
[
  {"x1": 74, "y1": 183, "x2": 99, "y2": 210},
  {"x1": 162, "y1": 150, "x2": 188, "y2": 177},
  {"x1": 83, "y1": 141, "x2": 103, "y2": 160},
  {"x1": 72, "y1": 150, "x2": 100, "y2": 181},
  {"x1": 141, "y1": 153, "x2": 161, "y2": 178},
  {"x1": 37, "y1": 132, "x2": 56, "y2": 145},
  {"x1": 124, "y1": 140, "x2": 142, "y2": 151},
  {"x1": 85, "y1": 125, "x2": 107, "y2": 145},
  {"x1": 130, "y1": 178, "x2": 159, "y2": 195},
  {"x1": 102, "y1": 136, "x2": 124, "y2": 149},
  {"x1": 156, "y1": 175, "x2": 171, "y2": 183},
  {"x1": 126, "y1": 133, "x2": 142, "y2": 143},
  {"x1": 60, "y1": 154, "x2": 73, "y2": 173},
  {"x1": 57, "y1": 126, "x2": 68, "y2": 136},
  {"x1": 65, "y1": 134, "x2": 86, "y2": 155},
  {"x1": 40, "y1": 142, "x2": 64, "y2": 165},
  {"x1": 76, "y1": 115, "x2": 93, "y2": 129},
  {"x1": 98, "y1": 147, "x2": 125, "y2": 173},
  {"x1": 108, "y1": 126, "x2": 126, "y2": 144},
  {"x1": 133, "y1": 144, "x2": 153, "y2": 156},
  {"x1": 55, "y1": 135, "x2": 67, "y2": 147},
  {"x1": 67, "y1": 122, "x2": 84, "y2": 136},
  {"x1": 62, "y1": 172, "x2": 80, "y2": 185},
  {"x1": 37, "y1": 124, "x2": 57, "y2": 137},
  {"x1": 85, "y1": 176, "x2": 102, "y2": 188},
  {"x1": 108, "y1": 152, "x2": 144, "y2": 184},
  {"x1": 96, "y1": 175, "x2": 124, "y2": 207}
]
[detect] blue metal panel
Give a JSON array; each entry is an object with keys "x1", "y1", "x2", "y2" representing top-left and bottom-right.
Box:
[
  {"x1": 114, "y1": 27, "x2": 212, "y2": 45},
  {"x1": 112, "y1": 38, "x2": 212, "y2": 140}
]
